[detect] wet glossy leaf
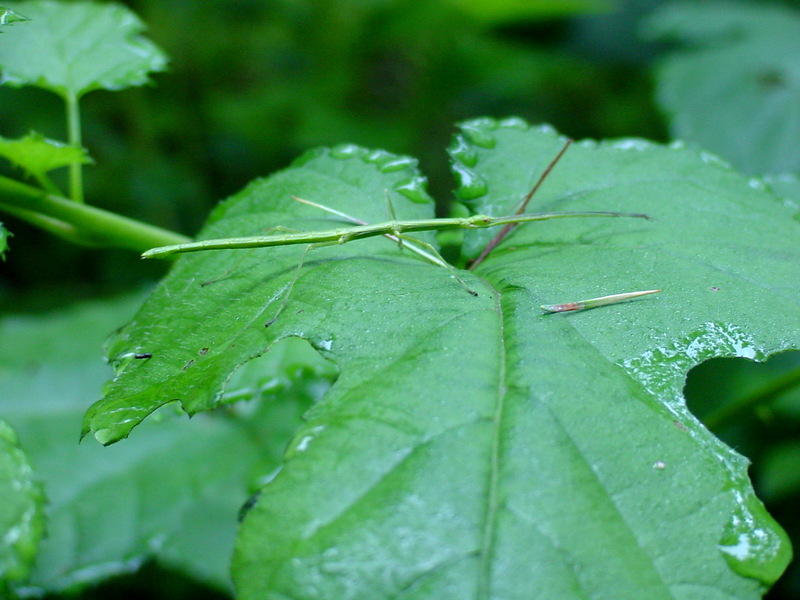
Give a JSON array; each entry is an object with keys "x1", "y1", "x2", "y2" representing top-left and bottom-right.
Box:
[
  {"x1": 0, "y1": 1, "x2": 167, "y2": 99},
  {"x1": 0, "y1": 418, "x2": 44, "y2": 589},
  {"x1": 86, "y1": 119, "x2": 797, "y2": 598},
  {"x1": 0, "y1": 295, "x2": 329, "y2": 594},
  {"x1": 644, "y1": 1, "x2": 800, "y2": 174},
  {"x1": 0, "y1": 132, "x2": 91, "y2": 180}
]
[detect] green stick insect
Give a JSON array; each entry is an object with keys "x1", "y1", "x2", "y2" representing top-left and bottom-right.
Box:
[{"x1": 142, "y1": 142, "x2": 660, "y2": 317}]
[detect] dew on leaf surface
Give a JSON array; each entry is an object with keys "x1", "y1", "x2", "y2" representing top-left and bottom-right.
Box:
[
  {"x1": 459, "y1": 120, "x2": 496, "y2": 149},
  {"x1": 718, "y1": 490, "x2": 792, "y2": 584},
  {"x1": 329, "y1": 144, "x2": 365, "y2": 160},
  {"x1": 452, "y1": 163, "x2": 488, "y2": 201},
  {"x1": 448, "y1": 135, "x2": 478, "y2": 167},
  {"x1": 394, "y1": 176, "x2": 430, "y2": 204}
]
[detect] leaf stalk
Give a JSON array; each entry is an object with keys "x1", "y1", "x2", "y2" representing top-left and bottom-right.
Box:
[
  {"x1": 65, "y1": 90, "x2": 84, "y2": 203},
  {"x1": 0, "y1": 175, "x2": 190, "y2": 251}
]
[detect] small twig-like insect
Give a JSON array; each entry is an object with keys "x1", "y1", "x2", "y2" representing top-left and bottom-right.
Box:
[
  {"x1": 540, "y1": 290, "x2": 661, "y2": 314},
  {"x1": 142, "y1": 210, "x2": 648, "y2": 259},
  {"x1": 143, "y1": 144, "x2": 660, "y2": 318},
  {"x1": 291, "y1": 194, "x2": 477, "y2": 295}
]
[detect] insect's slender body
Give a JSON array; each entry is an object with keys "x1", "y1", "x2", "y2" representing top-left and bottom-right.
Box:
[
  {"x1": 142, "y1": 210, "x2": 649, "y2": 259},
  {"x1": 141, "y1": 142, "x2": 660, "y2": 314}
]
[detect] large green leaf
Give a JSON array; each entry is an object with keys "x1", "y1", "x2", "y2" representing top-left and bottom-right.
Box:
[
  {"x1": 0, "y1": 418, "x2": 45, "y2": 590},
  {"x1": 85, "y1": 119, "x2": 797, "y2": 598},
  {"x1": 0, "y1": 295, "x2": 330, "y2": 595},
  {"x1": 0, "y1": 0, "x2": 167, "y2": 99},
  {"x1": 643, "y1": 1, "x2": 800, "y2": 175}
]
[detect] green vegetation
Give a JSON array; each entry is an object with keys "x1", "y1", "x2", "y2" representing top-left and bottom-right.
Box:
[{"x1": 1, "y1": 1, "x2": 798, "y2": 599}]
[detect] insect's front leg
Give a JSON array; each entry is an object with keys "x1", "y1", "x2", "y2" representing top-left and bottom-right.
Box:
[
  {"x1": 201, "y1": 225, "x2": 301, "y2": 287},
  {"x1": 265, "y1": 240, "x2": 341, "y2": 327}
]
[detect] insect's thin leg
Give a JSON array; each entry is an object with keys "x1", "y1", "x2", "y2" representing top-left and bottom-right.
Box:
[
  {"x1": 294, "y1": 194, "x2": 442, "y2": 269},
  {"x1": 294, "y1": 193, "x2": 477, "y2": 296},
  {"x1": 396, "y1": 232, "x2": 478, "y2": 297},
  {"x1": 384, "y1": 190, "x2": 403, "y2": 250},
  {"x1": 201, "y1": 250, "x2": 254, "y2": 287},
  {"x1": 265, "y1": 241, "x2": 338, "y2": 327},
  {"x1": 202, "y1": 225, "x2": 300, "y2": 287}
]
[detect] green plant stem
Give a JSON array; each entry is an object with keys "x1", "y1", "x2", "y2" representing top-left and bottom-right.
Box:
[
  {"x1": 143, "y1": 210, "x2": 650, "y2": 258},
  {"x1": 36, "y1": 171, "x2": 64, "y2": 197},
  {"x1": 0, "y1": 175, "x2": 190, "y2": 252},
  {"x1": 65, "y1": 90, "x2": 84, "y2": 203},
  {"x1": 0, "y1": 199, "x2": 86, "y2": 243},
  {"x1": 703, "y1": 366, "x2": 800, "y2": 430}
]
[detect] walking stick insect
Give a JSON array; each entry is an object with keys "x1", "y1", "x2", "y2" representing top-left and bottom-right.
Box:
[{"x1": 142, "y1": 142, "x2": 660, "y2": 319}]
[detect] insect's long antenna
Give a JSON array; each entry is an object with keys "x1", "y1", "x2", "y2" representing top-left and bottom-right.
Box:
[
  {"x1": 516, "y1": 139, "x2": 573, "y2": 214},
  {"x1": 384, "y1": 190, "x2": 403, "y2": 250},
  {"x1": 469, "y1": 139, "x2": 572, "y2": 271}
]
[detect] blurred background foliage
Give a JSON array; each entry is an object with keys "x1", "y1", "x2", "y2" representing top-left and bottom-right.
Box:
[
  {"x1": 0, "y1": 0, "x2": 668, "y2": 305},
  {"x1": 0, "y1": 0, "x2": 799, "y2": 598}
]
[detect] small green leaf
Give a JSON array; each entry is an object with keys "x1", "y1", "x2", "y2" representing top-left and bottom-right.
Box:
[
  {"x1": 0, "y1": 132, "x2": 91, "y2": 181},
  {"x1": 86, "y1": 120, "x2": 797, "y2": 598},
  {"x1": 644, "y1": 1, "x2": 800, "y2": 174},
  {"x1": 0, "y1": 418, "x2": 45, "y2": 588},
  {"x1": 84, "y1": 145, "x2": 438, "y2": 444},
  {"x1": 0, "y1": 1, "x2": 167, "y2": 99}
]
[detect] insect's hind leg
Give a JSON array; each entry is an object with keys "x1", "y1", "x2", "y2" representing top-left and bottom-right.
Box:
[
  {"x1": 265, "y1": 241, "x2": 339, "y2": 328},
  {"x1": 396, "y1": 233, "x2": 478, "y2": 297}
]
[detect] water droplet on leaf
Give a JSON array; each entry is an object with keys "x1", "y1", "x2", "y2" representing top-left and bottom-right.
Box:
[
  {"x1": 460, "y1": 121, "x2": 496, "y2": 149},
  {"x1": 378, "y1": 156, "x2": 416, "y2": 174},
  {"x1": 498, "y1": 116, "x2": 529, "y2": 130},
  {"x1": 330, "y1": 144, "x2": 365, "y2": 160},
  {"x1": 448, "y1": 135, "x2": 478, "y2": 167},
  {"x1": 394, "y1": 176, "x2": 431, "y2": 204},
  {"x1": 452, "y1": 162, "x2": 488, "y2": 200},
  {"x1": 718, "y1": 491, "x2": 792, "y2": 585},
  {"x1": 364, "y1": 149, "x2": 416, "y2": 173}
]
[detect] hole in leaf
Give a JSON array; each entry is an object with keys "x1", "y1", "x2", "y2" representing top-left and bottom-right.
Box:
[
  {"x1": 684, "y1": 351, "x2": 800, "y2": 598},
  {"x1": 220, "y1": 336, "x2": 338, "y2": 409},
  {"x1": 683, "y1": 350, "x2": 800, "y2": 441}
]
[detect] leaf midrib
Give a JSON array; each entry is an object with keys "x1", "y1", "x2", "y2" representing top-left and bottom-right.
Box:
[{"x1": 476, "y1": 282, "x2": 506, "y2": 599}]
